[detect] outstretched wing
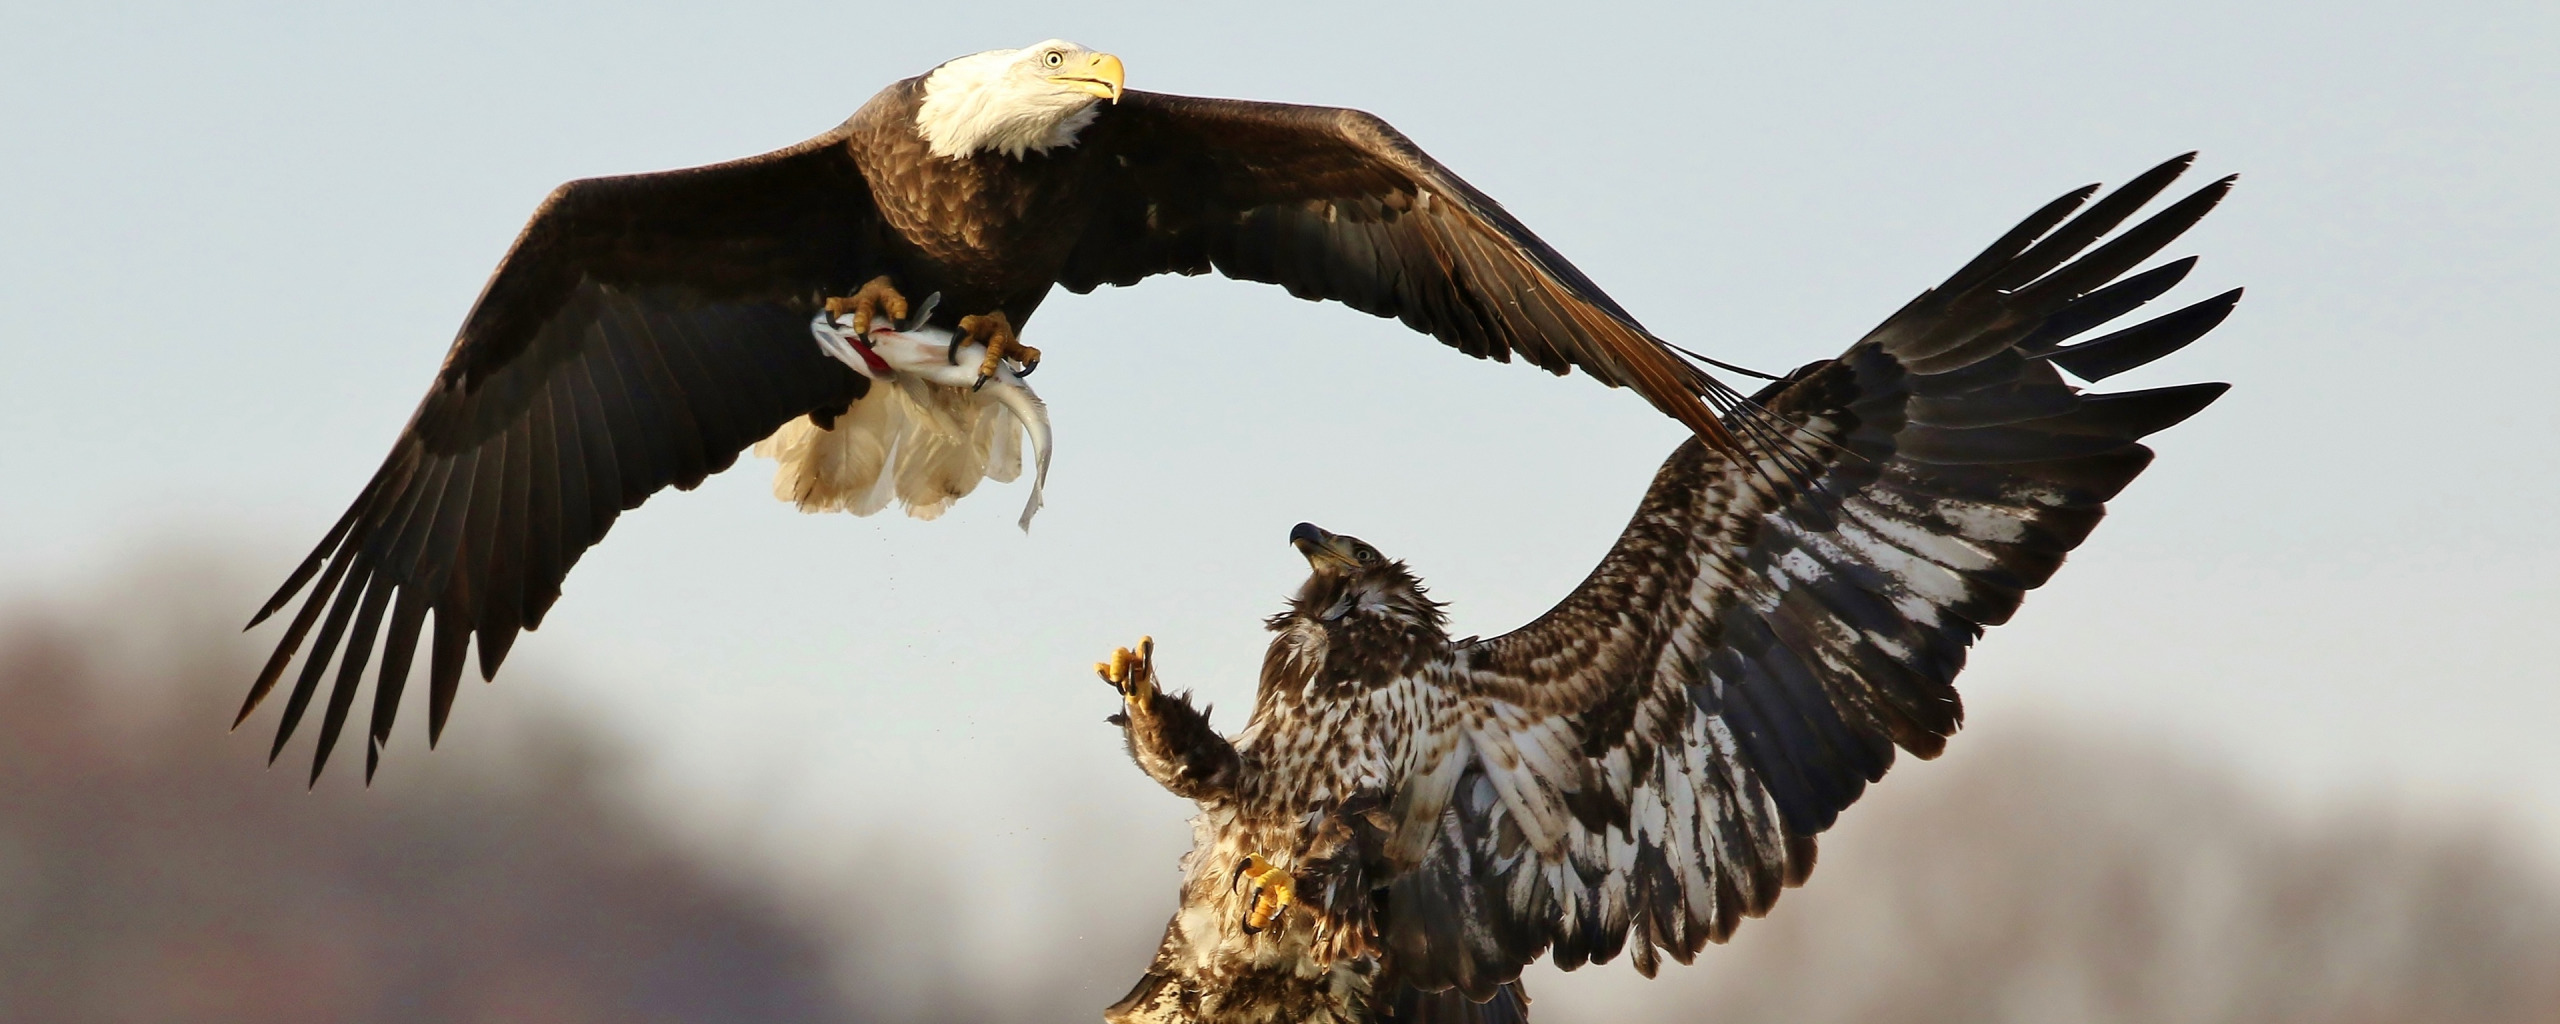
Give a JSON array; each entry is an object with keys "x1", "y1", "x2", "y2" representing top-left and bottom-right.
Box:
[
  {"x1": 241, "y1": 131, "x2": 881, "y2": 784},
  {"x1": 1379, "y1": 155, "x2": 2238, "y2": 997},
  {"x1": 1061, "y1": 92, "x2": 1740, "y2": 452}
]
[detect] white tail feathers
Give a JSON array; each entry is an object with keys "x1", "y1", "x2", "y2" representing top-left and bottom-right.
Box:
[{"x1": 755, "y1": 372, "x2": 1050, "y2": 528}]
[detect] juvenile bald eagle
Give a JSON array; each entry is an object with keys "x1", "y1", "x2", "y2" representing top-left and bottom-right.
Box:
[
  {"x1": 1092, "y1": 155, "x2": 2237, "y2": 1024},
  {"x1": 238, "y1": 40, "x2": 1749, "y2": 782}
]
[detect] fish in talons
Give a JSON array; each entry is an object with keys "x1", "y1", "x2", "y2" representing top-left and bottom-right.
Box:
[{"x1": 757, "y1": 291, "x2": 1053, "y2": 530}]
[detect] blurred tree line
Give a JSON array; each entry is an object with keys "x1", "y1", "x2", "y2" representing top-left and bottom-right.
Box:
[
  {"x1": 3, "y1": 557, "x2": 2556, "y2": 1023},
  {"x1": 0, "y1": 561, "x2": 860, "y2": 1024}
]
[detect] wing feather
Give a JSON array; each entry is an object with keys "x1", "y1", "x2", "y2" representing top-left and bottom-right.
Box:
[
  {"x1": 312, "y1": 574, "x2": 394, "y2": 784},
  {"x1": 1383, "y1": 156, "x2": 2240, "y2": 992},
  {"x1": 240, "y1": 132, "x2": 879, "y2": 782},
  {"x1": 1063, "y1": 93, "x2": 1738, "y2": 450},
  {"x1": 364, "y1": 584, "x2": 430, "y2": 778}
]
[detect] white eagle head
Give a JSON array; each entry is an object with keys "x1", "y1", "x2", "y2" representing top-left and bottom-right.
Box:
[{"x1": 915, "y1": 39, "x2": 1125, "y2": 160}]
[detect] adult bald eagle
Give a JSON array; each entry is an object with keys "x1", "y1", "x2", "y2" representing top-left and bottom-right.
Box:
[
  {"x1": 1091, "y1": 155, "x2": 2236, "y2": 1024},
  {"x1": 237, "y1": 40, "x2": 1748, "y2": 782}
]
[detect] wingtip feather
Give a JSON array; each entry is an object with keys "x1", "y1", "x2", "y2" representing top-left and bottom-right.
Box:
[
  {"x1": 2048, "y1": 288, "x2": 2242, "y2": 382},
  {"x1": 230, "y1": 685, "x2": 266, "y2": 731}
]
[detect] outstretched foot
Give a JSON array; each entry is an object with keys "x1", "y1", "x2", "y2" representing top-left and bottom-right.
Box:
[
  {"x1": 1096, "y1": 636, "x2": 1155, "y2": 722},
  {"x1": 955, "y1": 310, "x2": 1041, "y2": 389},
  {"x1": 1232, "y1": 853, "x2": 1297, "y2": 935},
  {"x1": 823, "y1": 276, "x2": 910, "y2": 336}
]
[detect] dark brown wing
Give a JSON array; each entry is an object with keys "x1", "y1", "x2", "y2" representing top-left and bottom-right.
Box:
[
  {"x1": 240, "y1": 129, "x2": 882, "y2": 784},
  {"x1": 1380, "y1": 156, "x2": 2238, "y2": 996},
  {"x1": 1059, "y1": 92, "x2": 1739, "y2": 451}
]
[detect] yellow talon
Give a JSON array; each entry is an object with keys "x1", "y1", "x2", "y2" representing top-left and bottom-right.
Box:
[
  {"x1": 957, "y1": 310, "x2": 1039, "y2": 384},
  {"x1": 822, "y1": 276, "x2": 909, "y2": 337},
  {"x1": 1095, "y1": 636, "x2": 1156, "y2": 707},
  {"x1": 1234, "y1": 853, "x2": 1296, "y2": 934}
]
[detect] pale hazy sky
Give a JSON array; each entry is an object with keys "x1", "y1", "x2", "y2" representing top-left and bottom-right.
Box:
[{"x1": 3, "y1": 0, "x2": 2556, "y2": 1004}]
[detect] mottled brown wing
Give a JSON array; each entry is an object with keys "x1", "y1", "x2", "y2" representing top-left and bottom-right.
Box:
[
  {"x1": 1378, "y1": 156, "x2": 2239, "y2": 997},
  {"x1": 1059, "y1": 91, "x2": 1736, "y2": 451},
  {"x1": 241, "y1": 130, "x2": 882, "y2": 784}
]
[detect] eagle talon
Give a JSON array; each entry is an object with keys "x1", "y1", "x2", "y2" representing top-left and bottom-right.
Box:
[
  {"x1": 956, "y1": 311, "x2": 1037, "y2": 390},
  {"x1": 1231, "y1": 853, "x2": 1296, "y2": 935},
  {"x1": 823, "y1": 276, "x2": 910, "y2": 337},
  {"x1": 1095, "y1": 636, "x2": 1156, "y2": 710}
]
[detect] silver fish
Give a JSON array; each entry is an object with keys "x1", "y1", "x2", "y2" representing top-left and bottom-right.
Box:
[{"x1": 804, "y1": 294, "x2": 1052, "y2": 530}]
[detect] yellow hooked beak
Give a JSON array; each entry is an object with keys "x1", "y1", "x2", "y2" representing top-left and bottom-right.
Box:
[{"x1": 1061, "y1": 52, "x2": 1125, "y2": 102}]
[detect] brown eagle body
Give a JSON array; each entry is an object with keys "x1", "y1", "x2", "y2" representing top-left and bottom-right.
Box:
[
  {"x1": 842, "y1": 76, "x2": 1089, "y2": 325},
  {"x1": 1096, "y1": 155, "x2": 2238, "y2": 1024},
  {"x1": 238, "y1": 41, "x2": 1742, "y2": 782}
]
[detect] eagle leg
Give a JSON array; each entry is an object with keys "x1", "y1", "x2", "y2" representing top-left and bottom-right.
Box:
[
  {"x1": 955, "y1": 311, "x2": 1040, "y2": 389},
  {"x1": 1231, "y1": 853, "x2": 1297, "y2": 935},
  {"x1": 822, "y1": 276, "x2": 911, "y2": 337},
  {"x1": 1097, "y1": 638, "x2": 1246, "y2": 803}
]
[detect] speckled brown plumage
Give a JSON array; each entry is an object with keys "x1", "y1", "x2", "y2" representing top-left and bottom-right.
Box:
[{"x1": 1101, "y1": 155, "x2": 2237, "y2": 1023}]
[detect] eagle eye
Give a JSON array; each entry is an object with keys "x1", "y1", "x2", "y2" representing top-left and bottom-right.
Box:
[
  {"x1": 1044, "y1": 50, "x2": 1065, "y2": 67},
  {"x1": 1354, "y1": 546, "x2": 1378, "y2": 564}
]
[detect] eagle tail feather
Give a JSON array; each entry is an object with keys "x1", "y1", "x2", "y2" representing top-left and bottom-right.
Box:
[{"x1": 752, "y1": 375, "x2": 1032, "y2": 521}]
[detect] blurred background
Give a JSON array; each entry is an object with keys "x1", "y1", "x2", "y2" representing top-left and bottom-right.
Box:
[{"x1": 2, "y1": 1, "x2": 2554, "y2": 1021}]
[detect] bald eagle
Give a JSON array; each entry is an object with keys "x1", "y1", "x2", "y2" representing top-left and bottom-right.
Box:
[
  {"x1": 1091, "y1": 155, "x2": 2236, "y2": 1024},
  {"x1": 237, "y1": 40, "x2": 1751, "y2": 782}
]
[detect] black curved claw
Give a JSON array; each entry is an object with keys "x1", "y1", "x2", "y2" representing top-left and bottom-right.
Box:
[
  {"x1": 946, "y1": 336, "x2": 965, "y2": 367},
  {"x1": 971, "y1": 371, "x2": 991, "y2": 392},
  {"x1": 1014, "y1": 352, "x2": 1040, "y2": 378}
]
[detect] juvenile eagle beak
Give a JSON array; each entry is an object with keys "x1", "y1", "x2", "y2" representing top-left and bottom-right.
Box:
[
  {"x1": 1291, "y1": 522, "x2": 1358, "y2": 572},
  {"x1": 1064, "y1": 52, "x2": 1125, "y2": 102}
]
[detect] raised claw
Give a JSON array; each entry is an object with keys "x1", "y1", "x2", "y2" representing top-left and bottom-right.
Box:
[{"x1": 1095, "y1": 636, "x2": 1156, "y2": 706}]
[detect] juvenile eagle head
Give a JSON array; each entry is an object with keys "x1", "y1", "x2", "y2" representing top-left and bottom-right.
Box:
[
  {"x1": 1266, "y1": 523, "x2": 1449, "y2": 692},
  {"x1": 915, "y1": 39, "x2": 1126, "y2": 159}
]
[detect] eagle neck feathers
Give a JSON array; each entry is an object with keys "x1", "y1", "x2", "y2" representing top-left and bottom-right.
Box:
[{"x1": 1261, "y1": 564, "x2": 1449, "y2": 703}]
